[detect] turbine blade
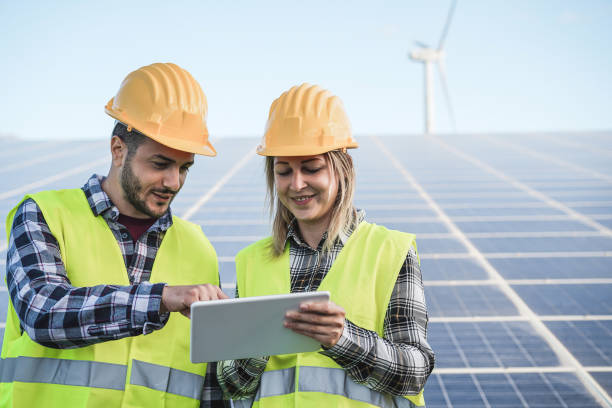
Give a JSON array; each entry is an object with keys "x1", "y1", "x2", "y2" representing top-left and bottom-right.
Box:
[
  {"x1": 437, "y1": 59, "x2": 456, "y2": 132},
  {"x1": 438, "y1": 0, "x2": 458, "y2": 51}
]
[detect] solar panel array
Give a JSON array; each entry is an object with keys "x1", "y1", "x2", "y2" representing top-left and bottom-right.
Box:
[{"x1": 1, "y1": 132, "x2": 611, "y2": 407}]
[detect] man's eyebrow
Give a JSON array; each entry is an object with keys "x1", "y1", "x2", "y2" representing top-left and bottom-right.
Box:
[
  {"x1": 151, "y1": 154, "x2": 194, "y2": 167},
  {"x1": 152, "y1": 154, "x2": 174, "y2": 163}
]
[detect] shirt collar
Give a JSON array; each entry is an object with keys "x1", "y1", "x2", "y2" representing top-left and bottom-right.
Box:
[
  {"x1": 285, "y1": 209, "x2": 365, "y2": 249},
  {"x1": 81, "y1": 174, "x2": 173, "y2": 231}
]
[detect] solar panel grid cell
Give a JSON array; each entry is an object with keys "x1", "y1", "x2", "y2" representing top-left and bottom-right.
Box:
[
  {"x1": 199, "y1": 224, "x2": 271, "y2": 236},
  {"x1": 546, "y1": 321, "x2": 612, "y2": 366},
  {"x1": 429, "y1": 322, "x2": 560, "y2": 368},
  {"x1": 598, "y1": 219, "x2": 612, "y2": 230},
  {"x1": 513, "y1": 284, "x2": 612, "y2": 315},
  {"x1": 490, "y1": 257, "x2": 612, "y2": 279},
  {"x1": 421, "y1": 258, "x2": 488, "y2": 280},
  {"x1": 572, "y1": 205, "x2": 612, "y2": 215},
  {"x1": 364, "y1": 208, "x2": 438, "y2": 218},
  {"x1": 471, "y1": 236, "x2": 612, "y2": 252},
  {"x1": 590, "y1": 372, "x2": 612, "y2": 396},
  {"x1": 0, "y1": 291, "x2": 7, "y2": 322},
  {"x1": 426, "y1": 286, "x2": 519, "y2": 317}
]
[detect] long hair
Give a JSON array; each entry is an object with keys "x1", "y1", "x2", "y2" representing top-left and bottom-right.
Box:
[{"x1": 265, "y1": 150, "x2": 358, "y2": 256}]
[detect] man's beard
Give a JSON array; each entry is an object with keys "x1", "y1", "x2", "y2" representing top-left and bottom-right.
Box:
[{"x1": 120, "y1": 157, "x2": 177, "y2": 219}]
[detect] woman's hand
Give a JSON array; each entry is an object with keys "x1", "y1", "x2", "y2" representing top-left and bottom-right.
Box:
[{"x1": 284, "y1": 301, "x2": 346, "y2": 348}]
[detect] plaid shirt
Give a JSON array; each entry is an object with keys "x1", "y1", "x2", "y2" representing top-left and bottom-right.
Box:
[
  {"x1": 218, "y1": 212, "x2": 435, "y2": 399},
  {"x1": 5, "y1": 174, "x2": 225, "y2": 407}
]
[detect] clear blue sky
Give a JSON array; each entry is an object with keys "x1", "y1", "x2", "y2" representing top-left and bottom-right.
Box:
[{"x1": 1, "y1": 1, "x2": 611, "y2": 140}]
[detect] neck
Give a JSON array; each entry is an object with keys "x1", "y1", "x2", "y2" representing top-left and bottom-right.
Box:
[
  {"x1": 297, "y1": 215, "x2": 332, "y2": 250},
  {"x1": 101, "y1": 171, "x2": 122, "y2": 208}
]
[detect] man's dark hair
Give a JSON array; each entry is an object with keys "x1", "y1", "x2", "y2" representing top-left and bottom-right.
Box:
[{"x1": 112, "y1": 122, "x2": 148, "y2": 160}]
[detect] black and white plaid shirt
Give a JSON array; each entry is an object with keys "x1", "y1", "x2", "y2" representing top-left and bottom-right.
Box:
[
  {"x1": 5, "y1": 174, "x2": 225, "y2": 407},
  {"x1": 218, "y1": 212, "x2": 435, "y2": 399}
]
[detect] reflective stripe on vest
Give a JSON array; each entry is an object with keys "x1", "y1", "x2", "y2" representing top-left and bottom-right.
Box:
[
  {"x1": 298, "y1": 367, "x2": 416, "y2": 408},
  {"x1": 130, "y1": 359, "x2": 205, "y2": 400},
  {"x1": 242, "y1": 367, "x2": 416, "y2": 408},
  {"x1": 0, "y1": 357, "x2": 206, "y2": 400},
  {"x1": 254, "y1": 367, "x2": 296, "y2": 400},
  {"x1": 232, "y1": 399, "x2": 255, "y2": 408},
  {"x1": 0, "y1": 356, "x2": 127, "y2": 390}
]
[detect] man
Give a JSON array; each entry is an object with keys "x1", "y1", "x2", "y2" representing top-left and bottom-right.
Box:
[{"x1": 0, "y1": 62, "x2": 228, "y2": 407}]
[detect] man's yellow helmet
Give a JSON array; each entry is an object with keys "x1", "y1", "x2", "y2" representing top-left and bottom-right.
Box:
[{"x1": 105, "y1": 62, "x2": 216, "y2": 156}]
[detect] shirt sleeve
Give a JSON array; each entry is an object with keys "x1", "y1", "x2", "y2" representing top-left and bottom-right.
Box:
[
  {"x1": 320, "y1": 245, "x2": 435, "y2": 396},
  {"x1": 216, "y1": 283, "x2": 269, "y2": 399},
  {"x1": 5, "y1": 198, "x2": 169, "y2": 349}
]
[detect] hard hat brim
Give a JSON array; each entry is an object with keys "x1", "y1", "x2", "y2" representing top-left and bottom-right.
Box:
[
  {"x1": 155, "y1": 135, "x2": 217, "y2": 156},
  {"x1": 105, "y1": 105, "x2": 217, "y2": 156},
  {"x1": 256, "y1": 142, "x2": 358, "y2": 157}
]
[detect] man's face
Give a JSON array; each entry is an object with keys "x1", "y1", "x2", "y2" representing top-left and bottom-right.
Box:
[{"x1": 120, "y1": 138, "x2": 195, "y2": 218}]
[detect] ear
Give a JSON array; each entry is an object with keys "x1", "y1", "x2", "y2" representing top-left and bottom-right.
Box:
[{"x1": 110, "y1": 135, "x2": 127, "y2": 168}]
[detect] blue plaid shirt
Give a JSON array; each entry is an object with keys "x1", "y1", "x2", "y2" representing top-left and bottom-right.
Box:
[{"x1": 5, "y1": 174, "x2": 225, "y2": 407}]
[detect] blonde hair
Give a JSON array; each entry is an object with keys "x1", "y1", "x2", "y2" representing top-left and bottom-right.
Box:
[{"x1": 265, "y1": 150, "x2": 358, "y2": 256}]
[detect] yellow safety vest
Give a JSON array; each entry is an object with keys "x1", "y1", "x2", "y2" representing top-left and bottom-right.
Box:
[
  {"x1": 0, "y1": 189, "x2": 219, "y2": 408},
  {"x1": 235, "y1": 221, "x2": 426, "y2": 407}
]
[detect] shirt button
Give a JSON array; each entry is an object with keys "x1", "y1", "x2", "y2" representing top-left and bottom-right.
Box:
[{"x1": 121, "y1": 233, "x2": 129, "y2": 239}]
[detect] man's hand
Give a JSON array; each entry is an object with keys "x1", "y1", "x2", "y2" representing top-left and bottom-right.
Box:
[
  {"x1": 284, "y1": 301, "x2": 345, "y2": 348},
  {"x1": 160, "y1": 284, "x2": 228, "y2": 318}
]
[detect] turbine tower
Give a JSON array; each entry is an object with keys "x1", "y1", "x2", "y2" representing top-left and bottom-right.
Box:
[{"x1": 409, "y1": 0, "x2": 457, "y2": 134}]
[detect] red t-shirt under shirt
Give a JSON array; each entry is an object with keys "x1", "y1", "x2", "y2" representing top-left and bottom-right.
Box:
[{"x1": 118, "y1": 213, "x2": 156, "y2": 242}]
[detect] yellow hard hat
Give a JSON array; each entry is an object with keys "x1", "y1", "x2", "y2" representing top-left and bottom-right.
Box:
[
  {"x1": 257, "y1": 83, "x2": 358, "y2": 156},
  {"x1": 105, "y1": 62, "x2": 216, "y2": 156}
]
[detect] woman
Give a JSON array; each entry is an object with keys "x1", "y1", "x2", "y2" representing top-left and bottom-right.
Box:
[{"x1": 218, "y1": 84, "x2": 434, "y2": 407}]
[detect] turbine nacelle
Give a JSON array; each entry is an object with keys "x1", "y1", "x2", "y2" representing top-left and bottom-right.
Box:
[{"x1": 409, "y1": 48, "x2": 444, "y2": 63}]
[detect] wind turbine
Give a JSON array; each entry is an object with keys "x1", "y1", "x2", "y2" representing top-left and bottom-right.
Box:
[{"x1": 409, "y1": 0, "x2": 457, "y2": 134}]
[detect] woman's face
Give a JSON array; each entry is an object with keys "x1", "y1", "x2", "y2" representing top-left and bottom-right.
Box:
[{"x1": 274, "y1": 154, "x2": 338, "y2": 228}]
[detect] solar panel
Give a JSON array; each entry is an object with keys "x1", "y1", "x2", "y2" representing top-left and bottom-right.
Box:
[
  {"x1": 1, "y1": 132, "x2": 611, "y2": 406},
  {"x1": 512, "y1": 284, "x2": 612, "y2": 315},
  {"x1": 425, "y1": 373, "x2": 603, "y2": 408},
  {"x1": 591, "y1": 372, "x2": 612, "y2": 396},
  {"x1": 429, "y1": 321, "x2": 560, "y2": 368},
  {"x1": 545, "y1": 320, "x2": 612, "y2": 366},
  {"x1": 0, "y1": 291, "x2": 7, "y2": 321},
  {"x1": 374, "y1": 220, "x2": 450, "y2": 233},
  {"x1": 455, "y1": 219, "x2": 595, "y2": 233},
  {"x1": 426, "y1": 286, "x2": 518, "y2": 317},
  {"x1": 490, "y1": 257, "x2": 612, "y2": 279},
  {"x1": 471, "y1": 236, "x2": 612, "y2": 252},
  {"x1": 421, "y1": 258, "x2": 488, "y2": 280}
]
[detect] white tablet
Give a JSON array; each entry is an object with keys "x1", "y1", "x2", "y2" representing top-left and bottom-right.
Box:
[{"x1": 190, "y1": 291, "x2": 330, "y2": 363}]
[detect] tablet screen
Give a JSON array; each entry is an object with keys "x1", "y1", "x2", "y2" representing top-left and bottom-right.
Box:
[{"x1": 190, "y1": 291, "x2": 330, "y2": 363}]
